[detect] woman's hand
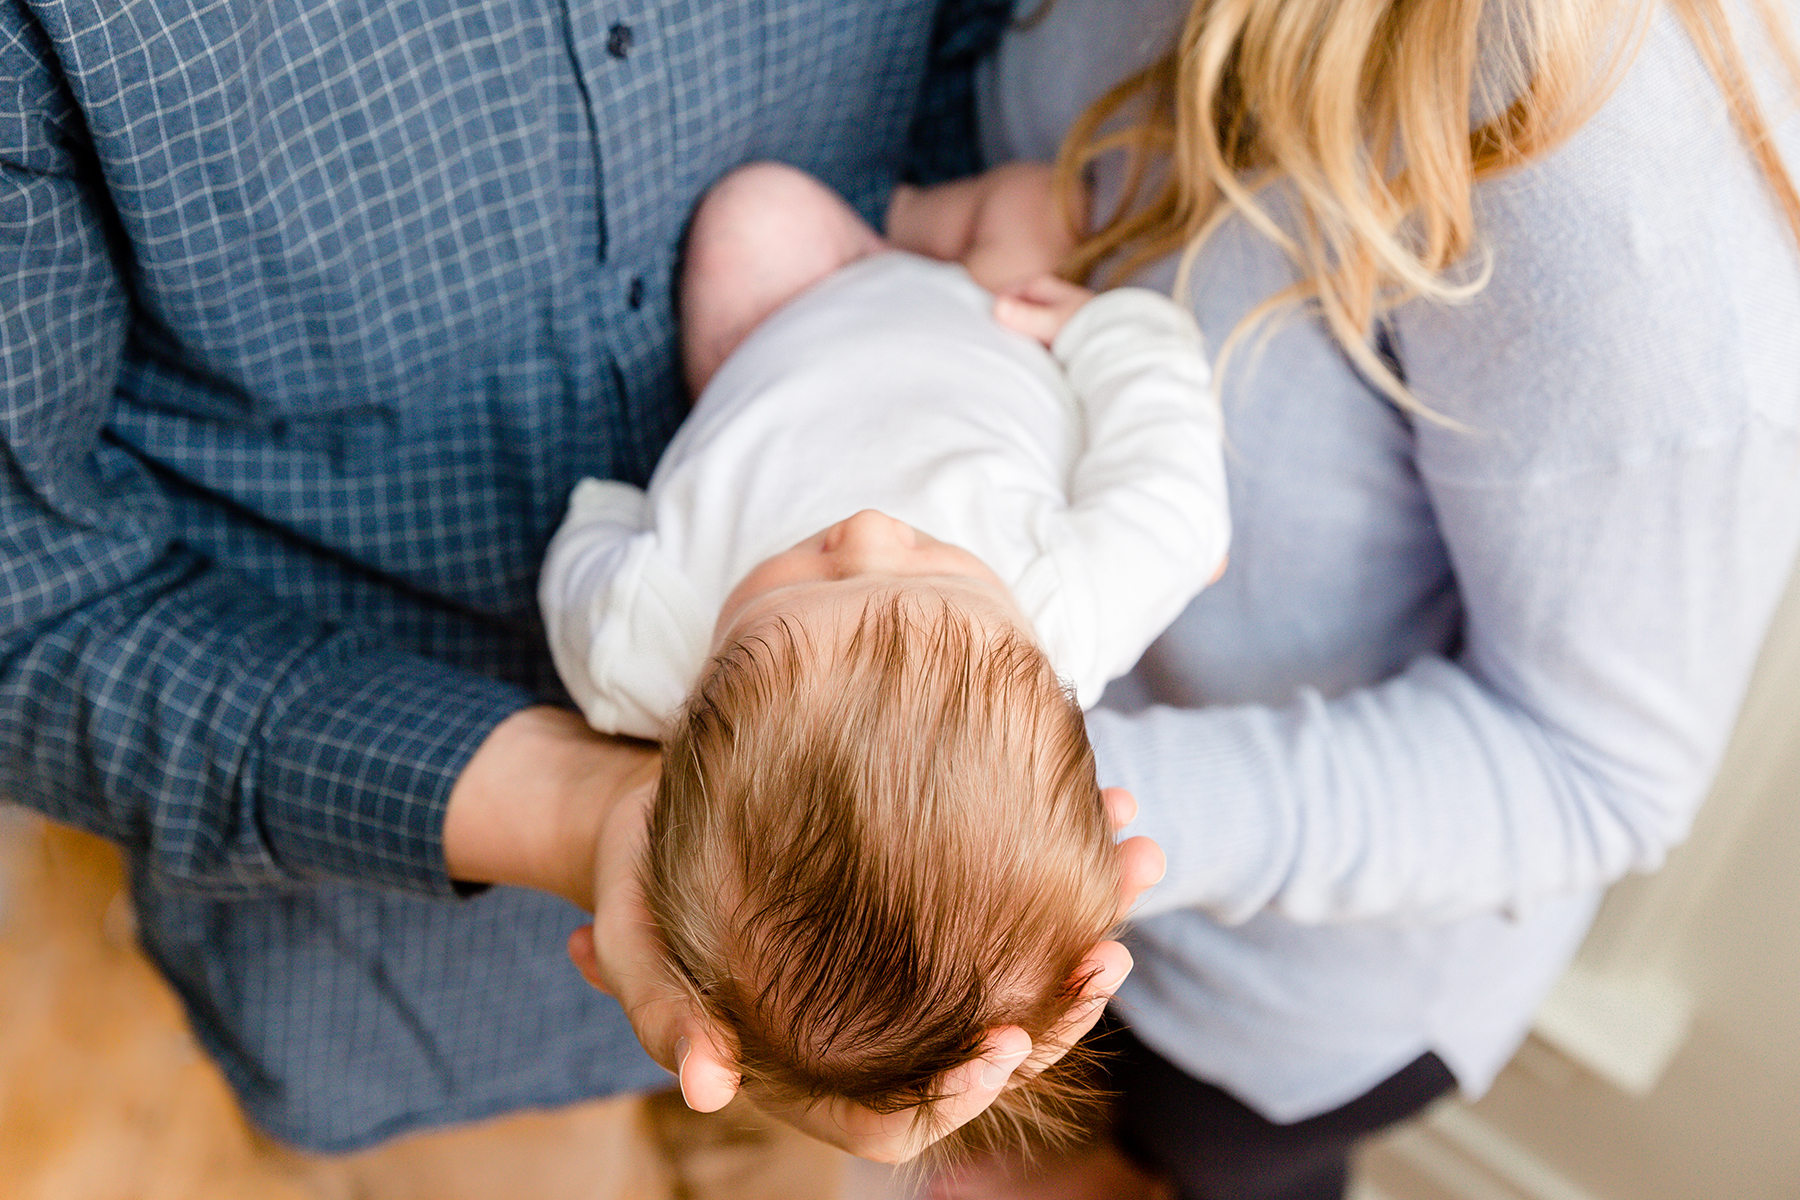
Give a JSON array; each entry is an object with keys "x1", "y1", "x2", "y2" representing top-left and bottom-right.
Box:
[{"x1": 571, "y1": 784, "x2": 1164, "y2": 1163}]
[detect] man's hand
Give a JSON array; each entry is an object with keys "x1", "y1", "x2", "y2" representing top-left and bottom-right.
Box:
[
  {"x1": 447, "y1": 710, "x2": 1165, "y2": 1163},
  {"x1": 445, "y1": 705, "x2": 744, "y2": 1106},
  {"x1": 443, "y1": 705, "x2": 659, "y2": 910},
  {"x1": 994, "y1": 274, "x2": 1096, "y2": 348},
  {"x1": 563, "y1": 761, "x2": 745, "y2": 1113},
  {"x1": 571, "y1": 784, "x2": 1164, "y2": 1163}
]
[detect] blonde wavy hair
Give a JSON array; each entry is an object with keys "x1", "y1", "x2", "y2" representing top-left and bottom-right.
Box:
[{"x1": 1058, "y1": 0, "x2": 1800, "y2": 407}]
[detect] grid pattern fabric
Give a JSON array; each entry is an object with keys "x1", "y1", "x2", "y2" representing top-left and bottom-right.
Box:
[{"x1": 2, "y1": 0, "x2": 998, "y2": 1150}]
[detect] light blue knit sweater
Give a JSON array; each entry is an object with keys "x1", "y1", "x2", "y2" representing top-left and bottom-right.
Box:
[{"x1": 984, "y1": 0, "x2": 1800, "y2": 1119}]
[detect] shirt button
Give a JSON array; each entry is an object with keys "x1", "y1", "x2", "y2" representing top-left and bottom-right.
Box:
[
  {"x1": 627, "y1": 276, "x2": 645, "y2": 309},
  {"x1": 607, "y1": 23, "x2": 633, "y2": 58}
]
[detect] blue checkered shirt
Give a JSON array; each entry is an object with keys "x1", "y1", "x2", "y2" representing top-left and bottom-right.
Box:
[{"x1": 2, "y1": 0, "x2": 1008, "y2": 1150}]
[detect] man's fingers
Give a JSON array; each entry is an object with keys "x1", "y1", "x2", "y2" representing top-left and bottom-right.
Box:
[
  {"x1": 810, "y1": 1028, "x2": 1034, "y2": 1163},
  {"x1": 569, "y1": 922, "x2": 740, "y2": 1113},
  {"x1": 1117, "y1": 834, "x2": 1166, "y2": 919},
  {"x1": 633, "y1": 994, "x2": 742, "y2": 1112},
  {"x1": 975, "y1": 1026, "x2": 1033, "y2": 1090},
  {"x1": 633, "y1": 994, "x2": 741, "y2": 1110},
  {"x1": 1028, "y1": 941, "x2": 1133, "y2": 1072},
  {"x1": 675, "y1": 1028, "x2": 741, "y2": 1113},
  {"x1": 927, "y1": 1027, "x2": 1033, "y2": 1131},
  {"x1": 1101, "y1": 785, "x2": 1138, "y2": 831}
]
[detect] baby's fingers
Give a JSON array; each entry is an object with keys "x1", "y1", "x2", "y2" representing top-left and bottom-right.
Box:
[
  {"x1": 1117, "y1": 834, "x2": 1166, "y2": 920},
  {"x1": 1010, "y1": 273, "x2": 1091, "y2": 309},
  {"x1": 993, "y1": 274, "x2": 1093, "y2": 347},
  {"x1": 993, "y1": 293, "x2": 1067, "y2": 346}
]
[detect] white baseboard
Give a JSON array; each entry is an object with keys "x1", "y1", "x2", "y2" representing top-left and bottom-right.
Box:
[
  {"x1": 1359, "y1": 1103, "x2": 1602, "y2": 1200},
  {"x1": 1531, "y1": 964, "x2": 1691, "y2": 1097}
]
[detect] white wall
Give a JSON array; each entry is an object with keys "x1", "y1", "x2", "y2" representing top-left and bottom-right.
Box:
[{"x1": 1360, "y1": 566, "x2": 1800, "y2": 1200}]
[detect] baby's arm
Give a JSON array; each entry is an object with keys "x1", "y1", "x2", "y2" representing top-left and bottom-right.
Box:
[
  {"x1": 1029, "y1": 287, "x2": 1230, "y2": 702},
  {"x1": 539, "y1": 480, "x2": 711, "y2": 740},
  {"x1": 885, "y1": 161, "x2": 1077, "y2": 292}
]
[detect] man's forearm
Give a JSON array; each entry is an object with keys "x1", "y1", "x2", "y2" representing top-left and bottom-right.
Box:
[{"x1": 444, "y1": 705, "x2": 660, "y2": 910}]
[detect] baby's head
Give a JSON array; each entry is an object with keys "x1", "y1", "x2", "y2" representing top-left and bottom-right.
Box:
[{"x1": 642, "y1": 511, "x2": 1121, "y2": 1155}]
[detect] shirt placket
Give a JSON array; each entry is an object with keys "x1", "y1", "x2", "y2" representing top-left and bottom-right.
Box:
[{"x1": 562, "y1": 0, "x2": 682, "y2": 482}]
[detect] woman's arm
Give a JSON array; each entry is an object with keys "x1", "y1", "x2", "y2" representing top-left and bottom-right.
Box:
[
  {"x1": 1091, "y1": 22, "x2": 1800, "y2": 925},
  {"x1": 1097, "y1": 427, "x2": 1800, "y2": 925}
]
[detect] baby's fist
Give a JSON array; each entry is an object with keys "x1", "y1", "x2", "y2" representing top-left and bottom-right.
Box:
[{"x1": 994, "y1": 274, "x2": 1095, "y2": 347}]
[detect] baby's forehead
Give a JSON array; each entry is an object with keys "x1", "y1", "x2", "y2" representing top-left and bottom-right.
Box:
[{"x1": 738, "y1": 577, "x2": 1027, "y2": 656}]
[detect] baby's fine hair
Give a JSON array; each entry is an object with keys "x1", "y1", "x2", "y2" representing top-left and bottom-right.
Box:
[{"x1": 643, "y1": 591, "x2": 1121, "y2": 1157}]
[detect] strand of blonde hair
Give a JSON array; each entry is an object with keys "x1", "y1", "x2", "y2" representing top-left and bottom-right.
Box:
[{"x1": 1058, "y1": 0, "x2": 1800, "y2": 411}]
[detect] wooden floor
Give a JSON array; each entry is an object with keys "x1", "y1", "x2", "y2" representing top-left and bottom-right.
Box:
[{"x1": 0, "y1": 809, "x2": 857, "y2": 1200}]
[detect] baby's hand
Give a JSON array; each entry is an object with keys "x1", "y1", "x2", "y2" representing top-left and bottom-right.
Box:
[{"x1": 994, "y1": 274, "x2": 1095, "y2": 348}]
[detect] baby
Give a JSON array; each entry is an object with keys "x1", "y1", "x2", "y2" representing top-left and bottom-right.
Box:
[{"x1": 539, "y1": 162, "x2": 1227, "y2": 1151}]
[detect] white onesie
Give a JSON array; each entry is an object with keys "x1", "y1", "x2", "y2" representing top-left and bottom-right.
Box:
[{"x1": 540, "y1": 251, "x2": 1228, "y2": 740}]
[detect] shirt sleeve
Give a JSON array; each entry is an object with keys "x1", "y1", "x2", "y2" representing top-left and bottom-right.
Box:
[
  {"x1": 1028, "y1": 287, "x2": 1230, "y2": 706},
  {"x1": 0, "y1": 18, "x2": 531, "y2": 900},
  {"x1": 1088, "y1": 59, "x2": 1800, "y2": 926}
]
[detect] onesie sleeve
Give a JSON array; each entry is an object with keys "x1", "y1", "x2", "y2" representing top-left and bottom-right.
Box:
[
  {"x1": 539, "y1": 480, "x2": 712, "y2": 740},
  {"x1": 1027, "y1": 288, "x2": 1230, "y2": 706}
]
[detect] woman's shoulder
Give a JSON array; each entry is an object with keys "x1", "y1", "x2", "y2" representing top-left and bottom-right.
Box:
[
  {"x1": 977, "y1": 0, "x2": 1187, "y2": 166},
  {"x1": 1397, "y1": 5, "x2": 1800, "y2": 482}
]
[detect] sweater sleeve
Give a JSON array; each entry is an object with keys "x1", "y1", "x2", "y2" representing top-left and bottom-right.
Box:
[
  {"x1": 1090, "y1": 23, "x2": 1800, "y2": 925},
  {"x1": 1027, "y1": 288, "x2": 1230, "y2": 706},
  {"x1": 0, "y1": 18, "x2": 530, "y2": 899},
  {"x1": 1097, "y1": 433, "x2": 1798, "y2": 928},
  {"x1": 1096, "y1": 429, "x2": 1800, "y2": 925}
]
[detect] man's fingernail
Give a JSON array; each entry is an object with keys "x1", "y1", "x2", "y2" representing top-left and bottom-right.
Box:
[
  {"x1": 1088, "y1": 963, "x2": 1128, "y2": 995},
  {"x1": 675, "y1": 1037, "x2": 696, "y2": 1108},
  {"x1": 981, "y1": 1049, "x2": 1029, "y2": 1089}
]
